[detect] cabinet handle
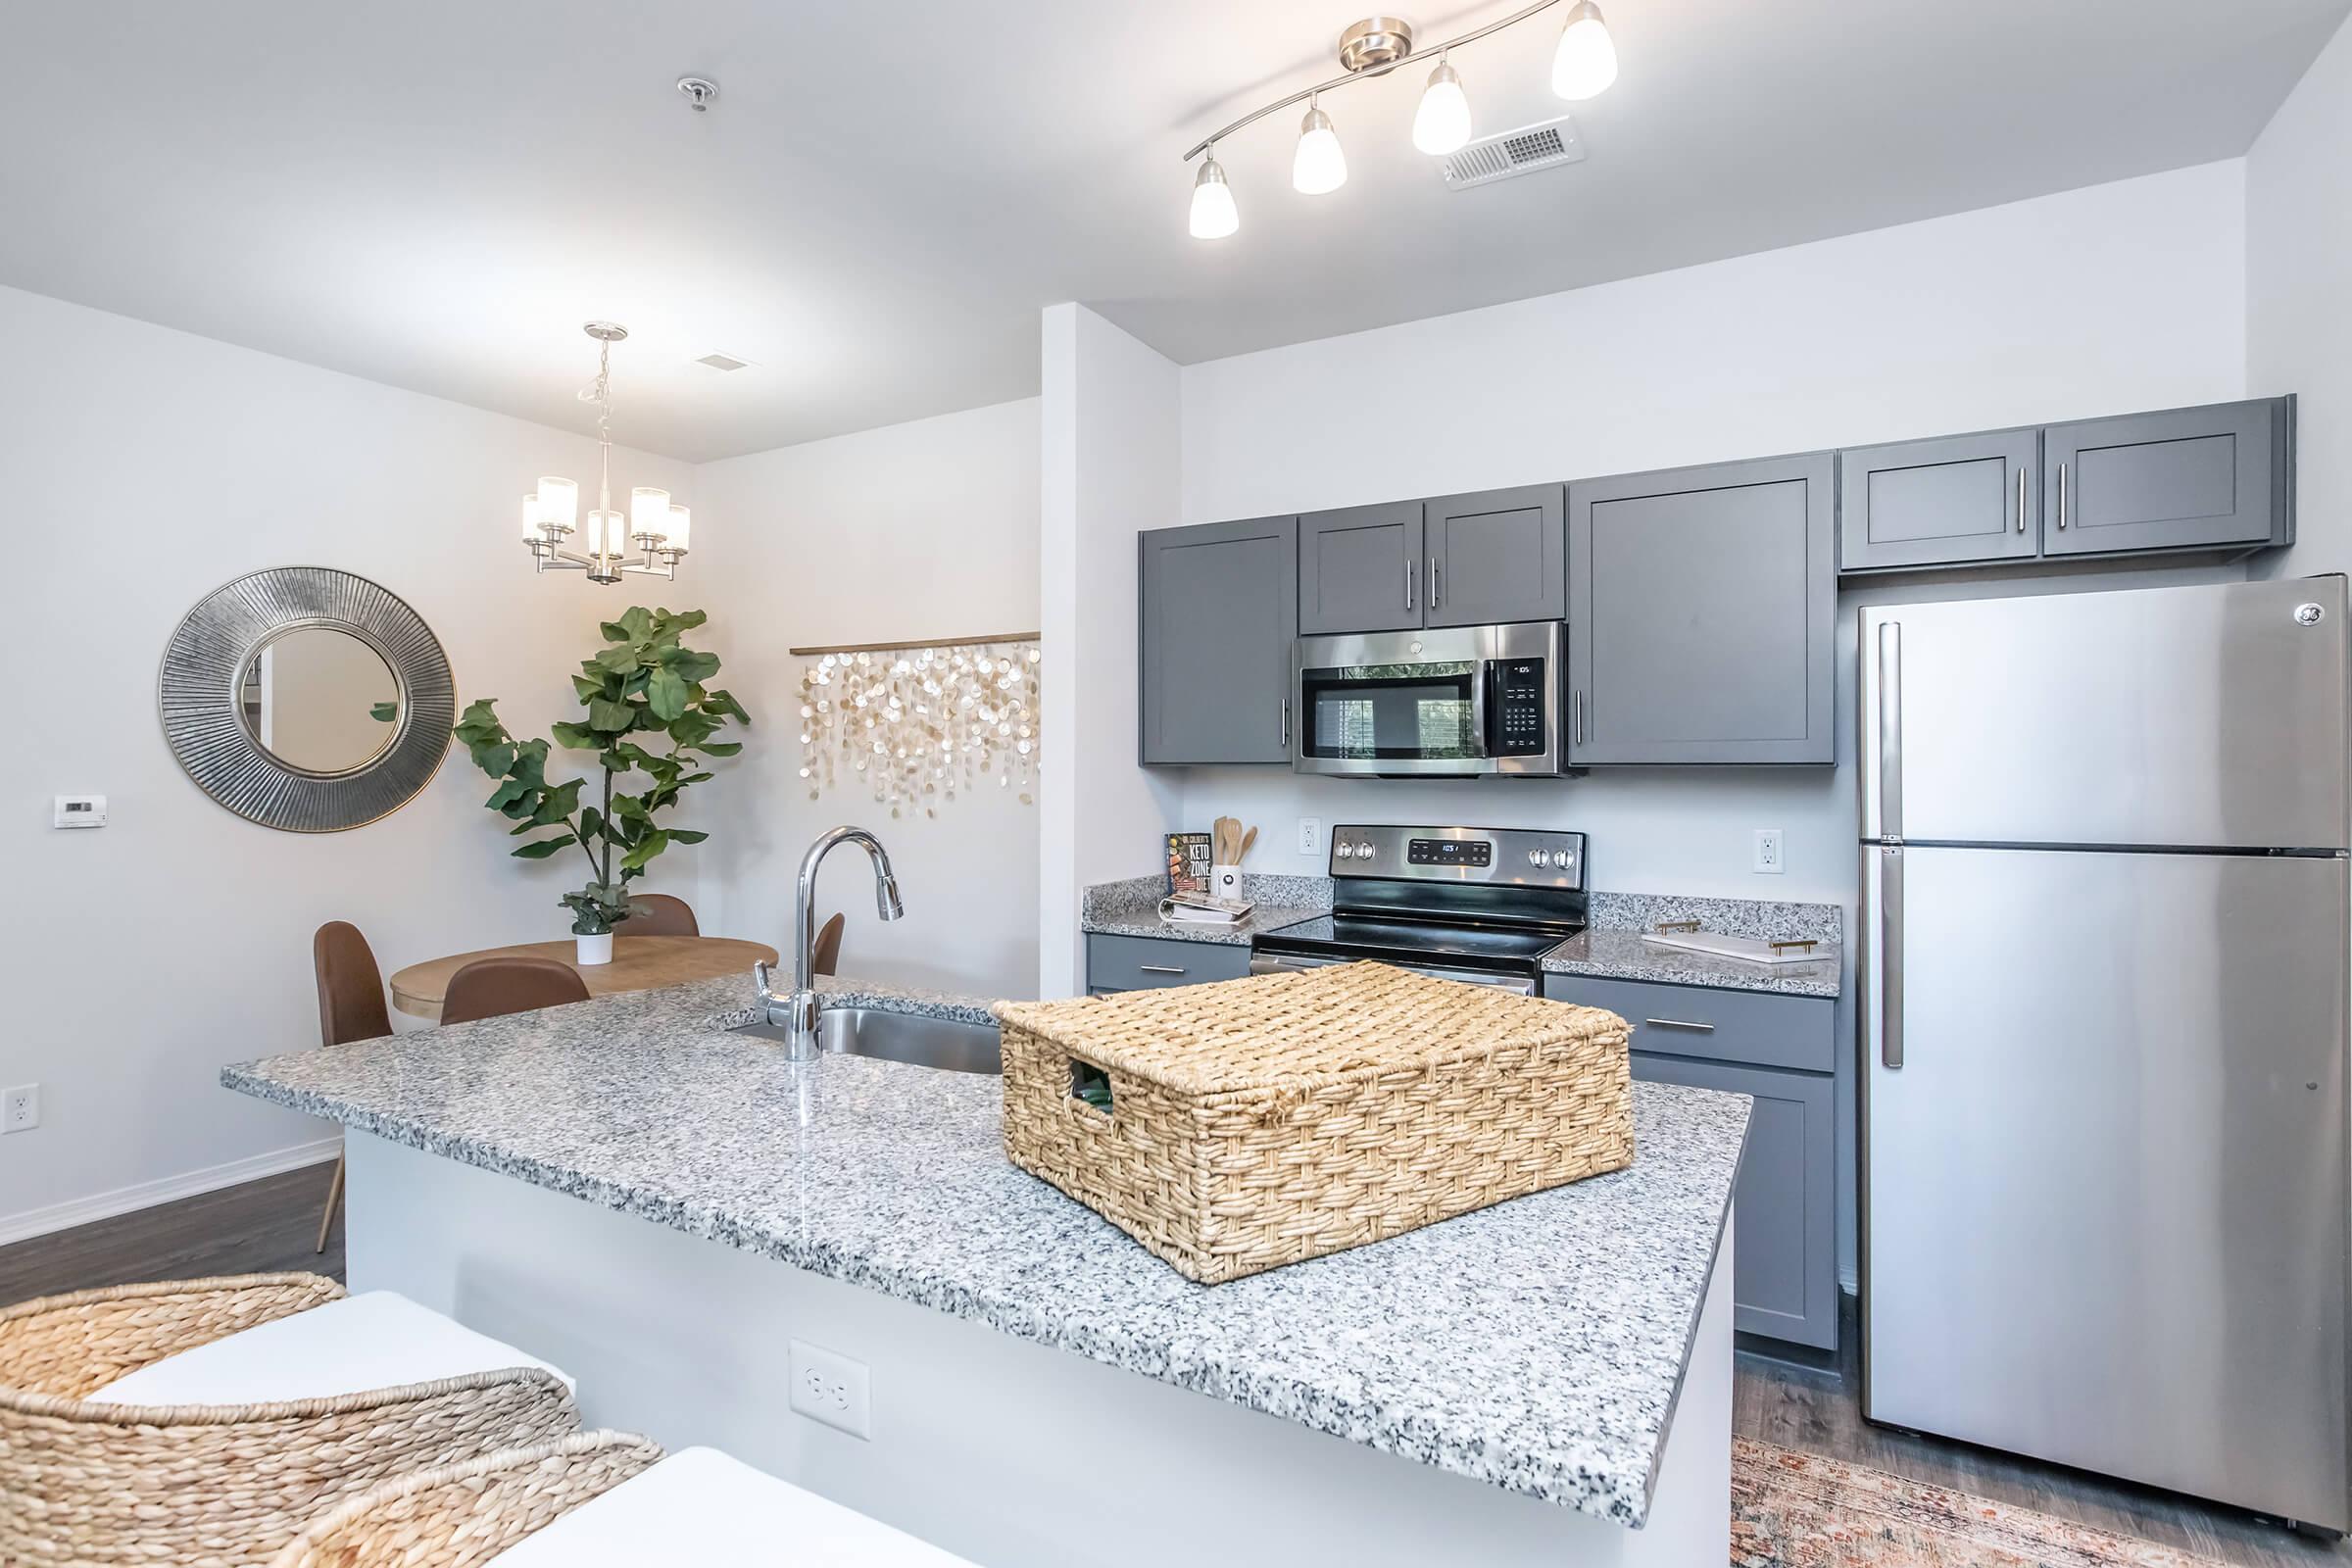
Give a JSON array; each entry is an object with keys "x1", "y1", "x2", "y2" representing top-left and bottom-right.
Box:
[
  {"x1": 1573, "y1": 689, "x2": 1586, "y2": 746},
  {"x1": 2016, "y1": 466, "x2": 2028, "y2": 534},
  {"x1": 1403, "y1": 559, "x2": 1414, "y2": 612},
  {"x1": 1280, "y1": 698, "x2": 1291, "y2": 750},
  {"x1": 2056, "y1": 462, "x2": 2069, "y2": 530},
  {"x1": 1430, "y1": 556, "x2": 1442, "y2": 609},
  {"x1": 1138, "y1": 963, "x2": 1187, "y2": 975},
  {"x1": 1642, "y1": 1017, "x2": 1716, "y2": 1033}
]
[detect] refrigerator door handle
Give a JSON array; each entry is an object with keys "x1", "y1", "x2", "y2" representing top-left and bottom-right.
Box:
[
  {"x1": 1878, "y1": 846, "x2": 1904, "y2": 1068},
  {"x1": 1877, "y1": 621, "x2": 1903, "y2": 839}
]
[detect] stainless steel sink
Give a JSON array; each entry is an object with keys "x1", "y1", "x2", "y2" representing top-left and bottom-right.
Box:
[{"x1": 731, "y1": 1006, "x2": 1002, "y2": 1075}]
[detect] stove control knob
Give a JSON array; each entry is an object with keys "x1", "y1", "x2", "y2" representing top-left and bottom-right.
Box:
[
  {"x1": 1354, "y1": 841, "x2": 1374, "y2": 861},
  {"x1": 1549, "y1": 849, "x2": 1577, "y2": 870},
  {"x1": 1527, "y1": 848, "x2": 1547, "y2": 868},
  {"x1": 1334, "y1": 842, "x2": 1355, "y2": 860}
]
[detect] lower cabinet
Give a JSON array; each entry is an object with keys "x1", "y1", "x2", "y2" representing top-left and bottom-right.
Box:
[
  {"x1": 1546, "y1": 974, "x2": 1839, "y2": 1350},
  {"x1": 1085, "y1": 933, "x2": 1252, "y2": 992}
]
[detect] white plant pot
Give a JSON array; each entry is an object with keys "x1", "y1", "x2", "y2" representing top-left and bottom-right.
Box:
[{"x1": 575, "y1": 931, "x2": 614, "y2": 966}]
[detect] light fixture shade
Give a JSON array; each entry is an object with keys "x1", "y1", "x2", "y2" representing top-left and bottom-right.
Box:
[
  {"x1": 1412, "y1": 60, "x2": 1472, "y2": 155},
  {"x1": 665, "y1": 502, "x2": 692, "y2": 552},
  {"x1": 1552, "y1": 0, "x2": 1619, "y2": 99},
  {"x1": 521, "y1": 492, "x2": 542, "y2": 539},
  {"x1": 537, "y1": 475, "x2": 579, "y2": 534},
  {"x1": 1189, "y1": 155, "x2": 1240, "y2": 239},
  {"x1": 630, "y1": 486, "x2": 670, "y2": 540},
  {"x1": 1292, "y1": 104, "x2": 1347, "y2": 195},
  {"x1": 587, "y1": 508, "x2": 625, "y2": 558}
]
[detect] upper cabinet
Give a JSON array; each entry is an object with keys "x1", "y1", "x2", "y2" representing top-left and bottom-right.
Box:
[
  {"x1": 1298, "y1": 502, "x2": 1422, "y2": 634},
  {"x1": 2042, "y1": 400, "x2": 2289, "y2": 558},
  {"x1": 1840, "y1": 398, "x2": 2293, "y2": 573},
  {"x1": 1838, "y1": 428, "x2": 2039, "y2": 572},
  {"x1": 1569, "y1": 454, "x2": 1836, "y2": 765},
  {"x1": 1423, "y1": 485, "x2": 1567, "y2": 628},
  {"x1": 1139, "y1": 515, "x2": 1298, "y2": 765}
]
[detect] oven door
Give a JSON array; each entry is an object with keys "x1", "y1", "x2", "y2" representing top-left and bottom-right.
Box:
[
  {"x1": 1248, "y1": 950, "x2": 1538, "y2": 996},
  {"x1": 1293, "y1": 622, "x2": 1564, "y2": 776}
]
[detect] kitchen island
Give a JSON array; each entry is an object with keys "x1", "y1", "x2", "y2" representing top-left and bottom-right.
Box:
[{"x1": 224, "y1": 972, "x2": 1748, "y2": 1568}]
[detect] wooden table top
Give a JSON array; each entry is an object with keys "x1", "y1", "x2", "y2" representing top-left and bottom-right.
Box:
[{"x1": 388, "y1": 935, "x2": 780, "y2": 1021}]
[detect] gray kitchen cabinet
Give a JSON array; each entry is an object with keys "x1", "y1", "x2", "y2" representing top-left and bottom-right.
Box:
[
  {"x1": 1635, "y1": 1051, "x2": 1838, "y2": 1350},
  {"x1": 1567, "y1": 453, "x2": 1836, "y2": 765},
  {"x1": 1541, "y1": 973, "x2": 1836, "y2": 1072},
  {"x1": 2041, "y1": 398, "x2": 2290, "y2": 558},
  {"x1": 1838, "y1": 428, "x2": 2039, "y2": 572},
  {"x1": 1298, "y1": 502, "x2": 1423, "y2": 634},
  {"x1": 1086, "y1": 933, "x2": 1252, "y2": 991},
  {"x1": 1423, "y1": 484, "x2": 1567, "y2": 628},
  {"x1": 1139, "y1": 515, "x2": 1298, "y2": 765}
]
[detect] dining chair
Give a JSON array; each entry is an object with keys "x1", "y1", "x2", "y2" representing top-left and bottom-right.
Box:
[
  {"x1": 811, "y1": 911, "x2": 845, "y2": 976},
  {"x1": 312, "y1": 921, "x2": 393, "y2": 1253},
  {"x1": 625, "y1": 893, "x2": 699, "y2": 937},
  {"x1": 441, "y1": 956, "x2": 592, "y2": 1026}
]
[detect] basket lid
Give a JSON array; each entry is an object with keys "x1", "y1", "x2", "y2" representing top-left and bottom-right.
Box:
[{"x1": 990, "y1": 961, "x2": 1625, "y2": 1096}]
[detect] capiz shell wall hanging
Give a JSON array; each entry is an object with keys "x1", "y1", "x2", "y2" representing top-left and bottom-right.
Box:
[{"x1": 797, "y1": 639, "x2": 1040, "y2": 815}]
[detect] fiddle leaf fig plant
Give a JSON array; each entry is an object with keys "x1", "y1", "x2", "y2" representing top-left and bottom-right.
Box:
[{"x1": 454, "y1": 607, "x2": 750, "y2": 936}]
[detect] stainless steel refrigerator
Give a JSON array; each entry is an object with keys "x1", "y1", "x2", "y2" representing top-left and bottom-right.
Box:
[{"x1": 1859, "y1": 574, "x2": 2351, "y2": 1534}]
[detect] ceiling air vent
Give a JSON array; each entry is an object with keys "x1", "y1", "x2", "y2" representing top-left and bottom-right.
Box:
[
  {"x1": 1441, "y1": 115, "x2": 1587, "y2": 190},
  {"x1": 697, "y1": 352, "x2": 751, "y2": 371}
]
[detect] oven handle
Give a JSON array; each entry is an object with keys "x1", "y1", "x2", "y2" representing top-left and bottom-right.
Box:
[
  {"x1": 1473, "y1": 658, "x2": 1494, "y2": 759},
  {"x1": 1249, "y1": 950, "x2": 1535, "y2": 995}
]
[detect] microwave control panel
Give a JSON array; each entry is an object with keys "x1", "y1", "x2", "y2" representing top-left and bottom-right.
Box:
[{"x1": 1491, "y1": 658, "x2": 1548, "y2": 756}]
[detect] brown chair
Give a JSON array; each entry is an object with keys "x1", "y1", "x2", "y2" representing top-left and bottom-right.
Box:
[
  {"x1": 625, "y1": 893, "x2": 699, "y2": 937},
  {"x1": 312, "y1": 921, "x2": 394, "y2": 1253},
  {"x1": 810, "y1": 911, "x2": 845, "y2": 976},
  {"x1": 441, "y1": 956, "x2": 592, "y2": 1026}
]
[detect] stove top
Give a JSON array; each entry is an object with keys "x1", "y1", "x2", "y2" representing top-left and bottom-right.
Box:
[{"x1": 1254, "y1": 913, "x2": 1582, "y2": 973}]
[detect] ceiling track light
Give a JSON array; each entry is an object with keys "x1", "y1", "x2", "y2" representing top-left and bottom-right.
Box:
[{"x1": 1179, "y1": 0, "x2": 1618, "y2": 238}]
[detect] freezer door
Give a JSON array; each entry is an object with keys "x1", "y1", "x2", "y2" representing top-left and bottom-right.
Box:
[
  {"x1": 1860, "y1": 576, "x2": 2348, "y2": 850},
  {"x1": 1862, "y1": 845, "x2": 2349, "y2": 1529}
]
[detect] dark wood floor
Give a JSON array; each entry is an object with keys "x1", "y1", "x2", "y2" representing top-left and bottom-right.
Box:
[{"x1": 3, "y1": 1168, "x2": 2339, "y2": 1565}]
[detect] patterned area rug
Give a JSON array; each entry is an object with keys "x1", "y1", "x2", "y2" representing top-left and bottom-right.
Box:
[{"x1": 1732, "y1": 1439, "x2": 2229, "y2": 1567}]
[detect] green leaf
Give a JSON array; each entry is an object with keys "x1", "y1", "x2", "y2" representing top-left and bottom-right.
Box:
[
  {"x1": 512, "y1": 834, "x2": 577, "y2": 859},
  {"x1": 466, "y1": 740, "x2": 516, "y2": 778},
  {"x1": 695, "y1": 740, "x2": 744, "y2": 757},
  {"x1": 512, "y1": 739, "x2": 550, "y2": 789},
  {"x1": 369, "y1": 701, "x2": 398, "y2": 723},
  {"x1": 662, "y1": 648, "x2": 721, "y2": 685},
  {"x1": 484, "y1": 778, "x2": 532, "y2": 812},
  {"x1": 666, "y1": 710, "x2": 720, "y2": 749},
  {"x1": 614, "y1": 607, "x2": 657, "y2": 643},
  {"x1": 455, "y1": 698, "x2": 505, "y2": 738},
  {"x1": 550, "y1": 720, "x2": 599, "y2": 752},
  {"x1": 620, "y1": 829, "x2": 670, "y2": 872},
  {"x1": 610, "y1": 794, "x2": 651, "y2": 821},
  {"x1": 593, "y1": 644, "x2": 642, "y2": 675},
  {"x1": 646, "y1": 666, "x2": 690, "y2": 722},
  {"x1": 577, "y1": 806, "x2": 607, "y2": 844},
  {"x1": 588, "y1": 697, "x2": 635, "y2": 733},
  {"x1": 701, "y1": 689, "x2": 751, "y2": 725},
  {"x1": 666, "y1": 828, "x2": 710, "y2": 844},
  {"x1": 571, "y1": 674, "x2": 604, "y2": 703},
  {"x1": 664, "y1": 609, "x2": 709, "y2": 631}
]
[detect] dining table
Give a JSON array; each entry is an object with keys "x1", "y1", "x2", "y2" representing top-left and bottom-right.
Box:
[{"x1": 386, "y1": 935, "x2": 780, "y2": 1028}]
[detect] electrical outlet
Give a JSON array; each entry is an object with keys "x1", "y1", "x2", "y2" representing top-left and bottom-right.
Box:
[
  {"x1": 1753, "y1": 828, "x2": 1785, "y2": 875},
  {"x1": 4, "y1": 1085, "x2": 38, "y2": 1134},
  {"x1": 788, "y1": 1338, "x2": 870, "y2": 1440},
  {"x1": 1298, "y1": 817, "x2": 1323, "y2": 858}
]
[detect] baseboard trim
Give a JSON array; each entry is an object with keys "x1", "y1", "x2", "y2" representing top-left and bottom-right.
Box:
[{"x1": 0, "y1": 1137, "x2": 342, "y2": 1248}]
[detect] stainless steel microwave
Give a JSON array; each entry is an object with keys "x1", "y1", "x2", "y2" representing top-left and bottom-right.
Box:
[{"x1": 1293, "y1": 621, "x2": 1567, "y2": 777}]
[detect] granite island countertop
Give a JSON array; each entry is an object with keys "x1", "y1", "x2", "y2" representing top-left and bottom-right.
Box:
[{"x1": 223, "y1": 971, "x2": 1748, "y2": 1530}]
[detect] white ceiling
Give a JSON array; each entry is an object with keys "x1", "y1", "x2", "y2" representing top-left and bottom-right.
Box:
[{"x1": 2, "y1": 0, "x2": 2343, "y2": 462}]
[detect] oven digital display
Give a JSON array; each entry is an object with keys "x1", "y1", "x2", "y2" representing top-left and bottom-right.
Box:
[{"x1": 1408, "y1": 838, "x2": 1492, "y2": 866}]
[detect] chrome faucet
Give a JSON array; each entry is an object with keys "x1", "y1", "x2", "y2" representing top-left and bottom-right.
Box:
[{"x1": 756, "y1": 826, "x2": 904, "y2": 1061}]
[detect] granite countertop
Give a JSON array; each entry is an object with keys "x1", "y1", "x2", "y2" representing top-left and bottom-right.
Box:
[
  {"x1": 1078, "y1": 872, "x2": 1328, "y2": 947},
  {"x1": 223, "y1": 972, "x2": 1748, "y2": 1530}
]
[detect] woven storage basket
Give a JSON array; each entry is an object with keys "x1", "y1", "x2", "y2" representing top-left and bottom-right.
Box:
[
  {"x1": 267, "y1": 1430, "x2": 664, "y2": 1568},
  {"x1": 995, "y1": 961, "x2": 1634, "y2": 1284},
  {"x1": 0, "y1": 1273, "x2": 582, "y2": 1568}
]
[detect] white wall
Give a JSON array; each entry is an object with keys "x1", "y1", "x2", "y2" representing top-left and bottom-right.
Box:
[
  {"x1": 5, "y1": 283, "x2": 694, "y2": 1240},
  {"x1": 2248, "y1": 10, "x2": 2352, "y2": 582},
  {"x1": 689, "y1": 400, "x2": 1042, "y2": 997},
  {"x1": 1038, "y1": 305, "x2": 1184, "y2": 996},
  {"x1": 1172, "y1": 161, "x2": 2254, "y2": 1282}
]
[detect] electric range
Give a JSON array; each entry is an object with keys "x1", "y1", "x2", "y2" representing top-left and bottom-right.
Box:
[{"x1": 1250, "y1": 823, "x2": 1588, "y2": 994}]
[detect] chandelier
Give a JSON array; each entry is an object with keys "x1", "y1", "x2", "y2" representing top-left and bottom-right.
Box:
[
  {"x1": 520, "y1": 321, "x2": 690, "y2": 585},
  {"x1": 1184, "y1": 1, "x2": 1619, "y2": 239}
]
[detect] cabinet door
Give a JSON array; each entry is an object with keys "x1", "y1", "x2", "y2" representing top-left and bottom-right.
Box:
[
  {"x1": 1424, "y1": 484, "x2": 1566, "y2": 628},
  {"x1": 1838, "y1": 428, "x2": 2038, "y2": 571},
  {"x1": 1633, "y1": 1052, "x2": 1838, "y2": 1350},
  {"x1": 1298, "y1": 502, "x2": 1422, "y2": 634},
  {"x1": 2042, "y1": 399, "x2": 2286, "y2": 557},
  {"x1": 1139, "y1": 516, "x2": 1298, "y2": 764},
  {"x1": 1568, "y1": 454, "x2": 1836, "y2": 764}
]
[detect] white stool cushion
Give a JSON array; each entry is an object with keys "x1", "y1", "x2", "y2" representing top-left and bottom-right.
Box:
[
  {"x1": 86, "y1": 1291, "x2": 573, "y2": 1406},
  {"x1": 491, "y1": 1447, "x2": 978, "y2": 1566}
]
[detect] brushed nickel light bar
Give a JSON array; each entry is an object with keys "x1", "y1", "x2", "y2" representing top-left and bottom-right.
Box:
[
  {"x1": 1182, "y1": 1, "x2": 1620, "y2": 238},
  {"x1": 522, "y1": 322, "x2": 692, "y2": 585}
]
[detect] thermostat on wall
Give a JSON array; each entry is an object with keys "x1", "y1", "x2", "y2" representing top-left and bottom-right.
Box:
[{"x1": 53, "y1": 795, "x2": 106, "y2": 828}]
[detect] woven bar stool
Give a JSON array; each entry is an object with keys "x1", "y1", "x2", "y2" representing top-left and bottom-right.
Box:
[
  {"x1": 271, "y1": 1433, "x2": 987, "y2": 1567},
  {"x1": 0, "y1": 1273, "x2": 581, "y2": 1568}
]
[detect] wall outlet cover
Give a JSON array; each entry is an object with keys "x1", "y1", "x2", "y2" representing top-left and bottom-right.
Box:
[
  {"x1": 788, "y1": 1338, "x2": 871, "y2": 1440},
  {"x1": 3, "y1": 1085, "x2": 38, "y2": 1134},
  {"x1": 1298, "y1": 817, "x2": 1322, "y2": 857},
  {"x1": 52, "y1": 795, "x2": 106, "y2": 828},
  {"x1": 1753, "y1": 828, "x2": 1785, "y2": 874}
]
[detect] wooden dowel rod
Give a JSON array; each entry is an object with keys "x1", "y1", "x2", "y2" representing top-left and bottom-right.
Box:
[{"x1": 787, "y1": 632, "x2": 1041, "y2": 657}]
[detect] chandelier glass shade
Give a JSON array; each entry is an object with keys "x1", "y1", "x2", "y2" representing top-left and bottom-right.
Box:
[{"x1": 521, "y1": 322, "x2": 690, "y2": 585}]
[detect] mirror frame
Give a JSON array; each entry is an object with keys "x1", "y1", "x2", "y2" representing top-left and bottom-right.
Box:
[{"x1": 159, "y1": 566, "x2": 456, "y2": 832}]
